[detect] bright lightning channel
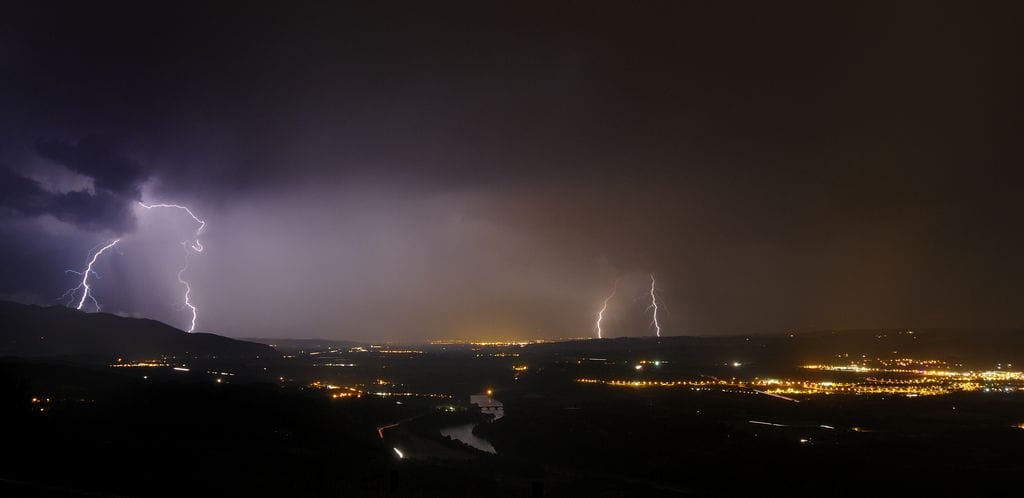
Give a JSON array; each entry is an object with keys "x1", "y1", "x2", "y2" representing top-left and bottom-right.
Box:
[
  {"x1": 65, "y1": 239, "x2": 120, "y2": 311},
  {"x1": 176, "y1": 242, "x2": 198, "y2": 332},
  {"x1": 647, "y1": 274, "x2": 661, "y2": 337},
  {"x1": 595, "y1": 280, "x2": 618, "y2": 339},
  {"x1": 138, "y1": 202, "x2": 206, "y2": 332},
  {"x1": 138, "y1": 202, "x2": 206, "y2": 252}
]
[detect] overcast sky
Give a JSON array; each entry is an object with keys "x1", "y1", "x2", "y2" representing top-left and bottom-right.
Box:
[{"x1": 1, "y1": 2, "x2": 1021, "y2": 341}]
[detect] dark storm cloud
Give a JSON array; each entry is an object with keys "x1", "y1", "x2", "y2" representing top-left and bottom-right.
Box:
[
  {"x1": 0, "y1": 1, "x2": 1022, "y2": 337},
  {"x1": 35, "y1": 136, "x2": 148, "y2": 200},
  {"x1": 0, "y1": 134, "x2": 148, "y2": 233},
  {"x1": 0, "y1": 162, "x2": 137, "y2": 233},
  {"x1": 0, "y1": 166, "x2": 48, "y2": 215}
]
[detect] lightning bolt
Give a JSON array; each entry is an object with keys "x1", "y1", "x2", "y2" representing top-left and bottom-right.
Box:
[
  {"x1": 62, "y1": 239, "x2": 120, "y2": 311},
  {"x1": 138, "y1": 201, "x2": 206, "y2": 332},
  {"x1": 595, "y1": 280, "x2": 618, "y2": 339},
  {"x1": 647, "y1": 274, "x2": 661, "y2": 337},
  {"x1": 175, "y1": 242, "x2": 198, "y2": 332},
  {"x1": 138, "y1": 202, "x2": 205, "y2": 252}
]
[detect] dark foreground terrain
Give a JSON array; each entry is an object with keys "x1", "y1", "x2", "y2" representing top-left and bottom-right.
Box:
[{"x1": 3, "y1": 303, "x2": 1024, "y2": 497}]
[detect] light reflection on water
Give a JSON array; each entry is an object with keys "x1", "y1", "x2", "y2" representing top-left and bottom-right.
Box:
[{"x1": 440, "y1": 422, "x2": 497, "y2": 454}]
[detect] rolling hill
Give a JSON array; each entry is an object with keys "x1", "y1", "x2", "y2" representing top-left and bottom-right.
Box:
[{"x1": 0, "y1": 301, "x2": 278, "y2": 360}]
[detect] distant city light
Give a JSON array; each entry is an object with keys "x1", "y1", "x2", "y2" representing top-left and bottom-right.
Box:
[{"x1": 575, "y1": 356, "x2": 1024, "y2": 397}]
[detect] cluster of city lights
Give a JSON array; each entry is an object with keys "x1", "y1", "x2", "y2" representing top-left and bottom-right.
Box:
[
  {"x1": 108, "y1": 361, "x2": 169, "y2": 368},
  {"x1": 802, "y1": 363, "x2": 1024, "y2": 380},
  {"x1": 308, "y1": 380, "x2": 451, "y2": 400},
  {"x1": 430, "y1": 340, "x2": 563, "y2": 346},
  {"x1": 577, "y1": 358, "x2": 1024, "y2": 397}
]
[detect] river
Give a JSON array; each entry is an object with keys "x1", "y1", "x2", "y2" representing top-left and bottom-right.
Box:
[{"x1": 439, "y1": 423, "x2": 497, "y2": 454}]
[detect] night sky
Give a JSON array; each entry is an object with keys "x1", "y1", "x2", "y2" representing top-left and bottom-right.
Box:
[{"x1": 1, "y1": 2, "x2": 1021, "y2": 341}]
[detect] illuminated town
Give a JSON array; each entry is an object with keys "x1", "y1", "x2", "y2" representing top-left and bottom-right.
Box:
[{"x1": 577, "y1": 358, "x2": 1024, "y2": 397}]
